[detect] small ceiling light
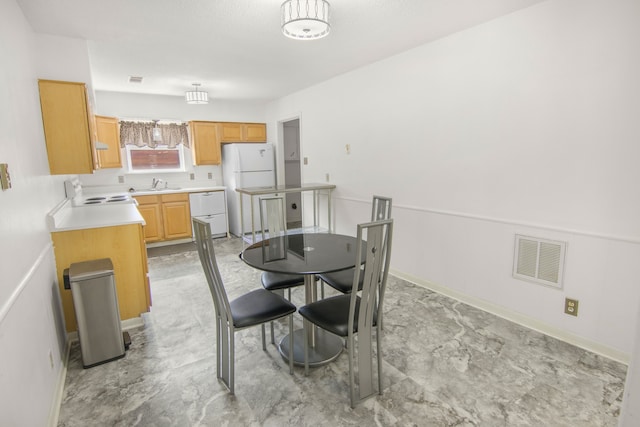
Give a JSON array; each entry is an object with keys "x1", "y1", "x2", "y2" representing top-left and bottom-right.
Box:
[
  {"x1": 185, "y1": 83, "x2": 209, "y2": 104},
  {"x1": 281, "y1": 0, "x2": 330, "y2": 40}
]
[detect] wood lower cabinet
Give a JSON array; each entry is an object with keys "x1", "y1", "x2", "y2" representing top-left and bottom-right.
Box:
[
  {"x1": 52, "y1": 223, "x2": 150, "y2": 333},
  {"x1": 38, "y1": 79, "x2": 97, "y2": 174},
  {"x1": 95, "y1": 115, "x2": 122, "y2": 169},
  {"x1": 134, "y1": 193, "x2": 192, "y2": 242}
]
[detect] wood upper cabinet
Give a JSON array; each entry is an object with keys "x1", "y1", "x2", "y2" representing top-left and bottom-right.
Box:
[
  {"x1": 134, "y1": 193, "x2": 191, "y2": 242},
  {"x1": 95, "y1": 115, "x2": 122, "y2": 169},
  {"x1": 242, "y1": 123, "x2": 267, "y2": 142},
  {"x1": 189, "y1": 121, "x2": 221, "y2": 165},
  {"x1": 218, "y1": 122, "x2": 266, "y2": 143},
  {"x1": 38, "y1": 79, "x2": 97, "y2": 174}
]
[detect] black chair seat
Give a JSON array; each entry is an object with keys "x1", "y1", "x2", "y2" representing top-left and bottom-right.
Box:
[
  {"x1": 231, "y1": 289, "x2": 296, "y2": 329},
  {"x1": 318, "y1": 268, "x2": 364, "y2": 294},
  {"x1": 298, "y1": 294, "x2": 377, "y2": 337},
  {"x1": 261, "y1": 272, "x2": 306, "y2": 291}
]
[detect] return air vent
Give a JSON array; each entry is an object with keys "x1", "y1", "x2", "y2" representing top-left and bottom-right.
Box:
[
  {"x1": 128, "y1": 76, "x2": 143, "y2": 84},
  {"x1": 513, "y1": 235, "x2": 566, "y2": 289}
]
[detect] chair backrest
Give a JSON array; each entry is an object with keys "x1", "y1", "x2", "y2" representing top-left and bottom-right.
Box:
[
  {"x1": 259, "y1": 196, "x2": 287, "y2": 241},
  {"x1": 350, "y1": 219, "x2": 394, "y2": 332},
  {"x1": 371, "y1": 196, "x2": 392, "y2": 221},
  {"x1": 193, "y1": 218, "x2": 233, "y2": 326}
]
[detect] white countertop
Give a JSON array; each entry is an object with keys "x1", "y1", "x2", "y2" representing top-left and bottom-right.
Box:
[
  {"x1": 48, "y1": 200, "x2": 145, "y2": 232},
  {"x1": 129, "y1": 186, "x2": 225, "y2": 196}
]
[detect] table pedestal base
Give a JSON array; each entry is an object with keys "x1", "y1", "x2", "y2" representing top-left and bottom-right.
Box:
[{"x1": 278, "y1": 329, "x2": 343, "y2": 367}]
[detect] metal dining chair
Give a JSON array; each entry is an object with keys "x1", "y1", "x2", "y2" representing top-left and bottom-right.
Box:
[
  {"x1": 259, "y1": 196, "x2": 314, "y2": 301},
  {"x1": 299, "y1": 219, "x2": 394, "y2": 407},
  {"x1": 193, "y1": 218, "x2": 296, "y2": 395},
  {"x1": 318, "y1": 196, "x2": 392, "y2": 323}
]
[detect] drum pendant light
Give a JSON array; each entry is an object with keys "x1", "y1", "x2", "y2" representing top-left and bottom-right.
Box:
[
  {"x1": 281, "y1": 0, "x2": 330, "y2": 40},
  {"x1": 185, "y1": 83, "x2": 209, "y2": 104}
]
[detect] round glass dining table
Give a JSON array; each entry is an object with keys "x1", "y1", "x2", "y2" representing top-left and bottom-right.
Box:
[{"x1": 241, "y1": 232, "x2": 365, "y2": 366}]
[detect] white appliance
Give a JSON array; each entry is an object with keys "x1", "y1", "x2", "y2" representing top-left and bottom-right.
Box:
[
  {"x1": 64, "y1": 178, "x2": 134, "y2": 206},
  {"x1": 189, "y1": 191, "x2": 228, "y2": 238},
  {"x1": 222, "y1": 143, "x2": 275, "y2": 237}
]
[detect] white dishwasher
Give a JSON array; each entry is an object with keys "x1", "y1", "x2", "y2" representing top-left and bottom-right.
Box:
[{"x1": 189, "y1": 191, "x2": 228, "y2": 238}]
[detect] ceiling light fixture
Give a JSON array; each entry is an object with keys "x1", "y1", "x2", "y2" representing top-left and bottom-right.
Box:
[
  {"x1": 281, "y1": 0, "x2": 330, "y2": 40},
  {"x1": 185, "y1": 83, "x2": 209, "y2": 104}
]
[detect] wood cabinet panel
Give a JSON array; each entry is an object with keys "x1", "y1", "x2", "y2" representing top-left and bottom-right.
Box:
[
  {"x1": 219, "y1": 122, "x2": 266, "y2": 143},
  {"x1": 134, "y1": 193, "x2": 191, "y2": 242},
  {"x1": 242, "y1": 123, "x2": 267, "y2": 142},
  {"x1": 38, "y1": 79, "x2": 96, "y2": 174},
  {"x1": 95, "y1": 115, "x2": 122, "y2": 169},
  {"x1": 51, "y1": 224, "x2": 150, "y2": 333},
  {"x1": 137, "y1": 203, "x2": 163, "y2": 242},
  {"x1": 189, "y1": 121, "x2": 221, "y2": 165},
  {"x1": 218, "y1": 122, "x2": 243, "y2": 142}
]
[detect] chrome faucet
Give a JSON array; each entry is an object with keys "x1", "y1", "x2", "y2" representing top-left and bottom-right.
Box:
[{"x1": 151, "y1": 178, "x2": 163, "y2": 189}]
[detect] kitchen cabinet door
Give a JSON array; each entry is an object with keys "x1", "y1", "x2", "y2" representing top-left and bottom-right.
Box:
[
  {"x1": 161, "y1": 193, "x2": 192, "y2": 239},
  {"x1": 242, "y1": 123, "x2": 267, "y2": 142},
  {"x1": 189, "y1": 121, "x2": 221, "y2": 165},
  {"x1": 38, "y1": 79, "x2": 97, "y2": 174},
  {"x1": 95, "y1": 115, "x2": 122, "y2": 169},
  {"x1": 134, "y1": 195, "x2": 163, "y2": 242},
  {"x1": 218, "y1": 122, "x2": 243, "y2": 142}
]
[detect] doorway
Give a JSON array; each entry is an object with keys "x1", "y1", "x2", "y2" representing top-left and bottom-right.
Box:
[{"x1": 282, "y1": 118, "x2": 302, "y2": 228}]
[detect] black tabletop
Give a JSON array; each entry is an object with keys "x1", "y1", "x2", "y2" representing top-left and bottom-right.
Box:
[{"x1": 241, "y1": 233, "x2": 365, "y2": 275}]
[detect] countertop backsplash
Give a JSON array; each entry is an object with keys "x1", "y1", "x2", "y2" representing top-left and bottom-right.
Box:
[{"x1": 78, "y1": 164, "x2": 223, "y2": 194}]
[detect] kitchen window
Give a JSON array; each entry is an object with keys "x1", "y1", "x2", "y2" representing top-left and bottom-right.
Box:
[{"x1": 125, "y1": 145, "x2": 186, "y2": 173}]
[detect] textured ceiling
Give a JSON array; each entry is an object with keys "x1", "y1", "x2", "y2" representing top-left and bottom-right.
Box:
[{"x1": 17, "y1": 0, "x2": 546, "y2": 101}]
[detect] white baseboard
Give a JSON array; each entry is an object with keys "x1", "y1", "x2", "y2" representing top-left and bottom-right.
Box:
[
  {"x1": 390, "y1": 269, "x2": 630, "y2": 365},
  {"x1": 48, "y1": 337, "x2": 71, "y2": 427}
]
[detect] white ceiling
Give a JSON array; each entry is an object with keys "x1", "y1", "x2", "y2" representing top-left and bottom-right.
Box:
[{"x1": 17, "y1": 0, "x2": 546, "y2": 102}]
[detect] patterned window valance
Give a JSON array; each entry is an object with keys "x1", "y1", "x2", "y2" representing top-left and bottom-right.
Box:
[{"x1": 119, "y1": 121, "x2": 190, "y2": 149}]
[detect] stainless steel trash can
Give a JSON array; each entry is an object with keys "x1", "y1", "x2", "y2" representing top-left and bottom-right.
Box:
[{"x1": 67, "y1": 258, "x2": 126, "y2": 368}]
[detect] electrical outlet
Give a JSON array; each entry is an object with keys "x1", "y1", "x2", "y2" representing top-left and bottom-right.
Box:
[
  {"x1": 345, "y1": 144, "x2": 351, "y2": 154},
  {"x1": 325, "y1": 173, "x2": 330, "y2": 182},
  {"x1": 190, "y1": 173, "x2": 195, "y2": 180},
  {"x1": 564, "y1": 298, "x2": 579, "y2": 316},
  {"x1": 207, "y1": 172, "x2": 213, "y2": 179},
  {"x1": 117, "y1": 175, "x2": 124, "y2": 184},
  {"x1": 303, "y1": 157, "x2": 308, "y2": 165}
]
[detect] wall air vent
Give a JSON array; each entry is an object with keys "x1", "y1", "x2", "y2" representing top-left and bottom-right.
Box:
[
  {"x1": 128, "y1": 76, "x2": 144, "y2": 84},
  {"x1": 513, "y1": 234, "x2": 566, "y2": 289}
]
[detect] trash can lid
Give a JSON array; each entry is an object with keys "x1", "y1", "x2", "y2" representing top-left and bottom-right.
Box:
[{"x1": 69, "y1": 258, "x2": 114, "y2": 281}]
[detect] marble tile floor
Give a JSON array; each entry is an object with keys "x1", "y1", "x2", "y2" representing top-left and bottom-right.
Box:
[{"x1": 57, "y1": 237, "x2": 627, "y2": 426}]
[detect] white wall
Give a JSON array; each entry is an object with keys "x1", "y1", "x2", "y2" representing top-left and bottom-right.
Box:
[
  {"x1": 0, "y1": 1, "x2": 69, "y2": 425},
  {"x1": 266, "y1": 0, "x2": 640, "y2": 362}
]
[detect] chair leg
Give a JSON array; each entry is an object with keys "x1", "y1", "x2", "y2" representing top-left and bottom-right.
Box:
[
  {"x1": 270, "y1": 321, "x2": 275, "y2": 345},
  {"x1": 288, "y1": 315, "x2": 294, "y2": 375},
  {"x1": 304, "y1": 323, "x2": 309, "y2": 376},
  {"x1": 230, "y1": 331, "x2": 235, "y2": 395},
  {"x1": 261, "y1": 324, "x2": 267, "y2": 351},
  {"x1": 377, "y1": 324, "x2": 383, "y2": 395},
  {"x1": 348, "y1": 333, "x2": 356, "y2": 408}
]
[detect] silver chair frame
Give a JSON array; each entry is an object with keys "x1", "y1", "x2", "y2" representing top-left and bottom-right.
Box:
[
  {"x1": 305, "y1": 219, "x2": 394, "y2": 407},
  {"x1": 193, "y1": 218, "x2": 294, "y2": 395}
]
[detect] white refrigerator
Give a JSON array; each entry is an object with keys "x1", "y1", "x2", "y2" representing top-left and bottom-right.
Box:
[{"x1": 222, "y1": 143, "x2": 275, "y2": 237}]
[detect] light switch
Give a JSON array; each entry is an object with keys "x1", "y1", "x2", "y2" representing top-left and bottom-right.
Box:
[{"x1": 0, "y1": 163, "x2": 11, "y2": 190}]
